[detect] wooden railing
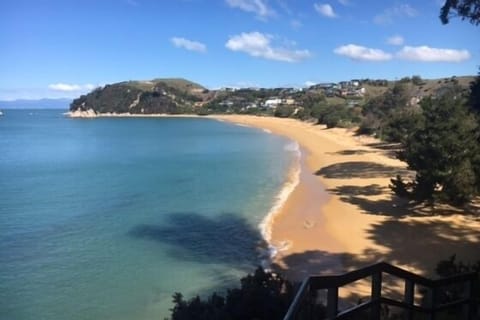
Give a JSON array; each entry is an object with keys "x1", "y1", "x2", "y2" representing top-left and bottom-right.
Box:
[{"x1": 284, "y1": 262, "x2": 478, "y2": 320}]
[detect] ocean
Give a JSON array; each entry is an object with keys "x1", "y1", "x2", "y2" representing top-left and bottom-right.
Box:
[{"x1": 0, "y1": 110, "x2": 299, "y2": 320}]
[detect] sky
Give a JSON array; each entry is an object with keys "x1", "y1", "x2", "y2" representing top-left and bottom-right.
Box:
[{"x1": 0, "y1": 0, "x2": 478, "y2": 100}]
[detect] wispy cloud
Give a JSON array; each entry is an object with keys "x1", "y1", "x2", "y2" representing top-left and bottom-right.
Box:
[
  {"x1": 387, "y1": 35, "x2": 404, "y2": 46},
  {"x1": 225, "y1": 31, "x2": 311, "y2": 62},
  {"x1": 125, "y1": 0, "x2": 138, "y2": 6},
  {"x1": 276, "y1": 0, "x2": 293, "y2": 15},
  {"x1": 48, "y1": 83, "x2": 96, "y2": 92},
  {"x1": 374, "y1": 4, "x2": 417, "y2": 25},
  {"x1": 314, "y1": 3, "x2": 337, "y2": 18},
  {"x1": 397, "y1": 46, "x2": 470, "y2": 62},
  {"x1": 225, "y1": 0, "x2": 274, "y2": 19},
  {"x1": 334, "y1": 44, "x2": 392, "y2": 61},
  {"x1": 290, "y1": 19, "x2": 303, "y2": 30},
  {"x1": 171, "y1": 37, "x2": 207, "y2": 53},
  {"x1": 337, "y1": 0, "x2": 350, "y2": 6}
]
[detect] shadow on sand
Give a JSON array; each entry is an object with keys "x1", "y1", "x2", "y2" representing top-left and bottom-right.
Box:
[
  {"x1": 315, "y1": 161, "x2": 409, "y2": 179},
  {"x1": 274, "y1": 217, "x2": 480, "y2": 303},
  {"x1": 328, "y1": 149, "x2": 373, "y2": 156},
  {"x1": 328, "y1": 183, "x2": 480, "y2": 218}
]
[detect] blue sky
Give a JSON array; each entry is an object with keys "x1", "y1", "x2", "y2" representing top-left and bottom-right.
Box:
[{"x1": 0, "y1": 0, "x2": 478, "y2": 100}]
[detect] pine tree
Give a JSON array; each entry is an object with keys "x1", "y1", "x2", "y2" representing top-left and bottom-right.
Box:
[{"x1": 391, "y1": 95, "x2": 480, "y2": 206}]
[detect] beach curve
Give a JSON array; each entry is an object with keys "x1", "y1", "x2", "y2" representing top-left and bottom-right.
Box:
[{"x1": 211, "y1": 115, "x2": 480, "y2": 286}]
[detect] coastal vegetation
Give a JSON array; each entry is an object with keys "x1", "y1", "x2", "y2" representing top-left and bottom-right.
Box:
[
  {"x1": 390, "y1": 93, "x2": 480, "y2": 206},
  {"x1": 168, "y1": 268, "x2": 298, "y2": 320}
]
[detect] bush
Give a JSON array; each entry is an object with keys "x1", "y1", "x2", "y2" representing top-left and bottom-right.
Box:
[
  {"x1": 411, "y1": 75, "x2": 424, "y2": 85},
  {"x1": 427, "y1": 255, "x2": 480, "y2": 316},
  {"x1": 324, "y1": 112, "x2": 342, "y2": 128},
  {"x1": 274, "y1": 105, "x2": 295, "y2": 118},
  {"x1": 169, "y1": 268, "x2": 296, "y2": 320}
]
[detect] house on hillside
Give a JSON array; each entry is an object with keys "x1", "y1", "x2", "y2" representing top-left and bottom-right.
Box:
[
  {"x1": 219, "y1": 100, "x2": 234, "y2": 107},
  {"x1": 282, "y1": 98, "x2": 296, "y2": 105},
  {"x1": 264, "y1": 98, "x2": 282, "y2": 108},
  {"x1": 313, "y1": 83, "x2": 336, "y2": 90},
  {"x1": 340, "y1": 87, "x2": 366, "y2": 98}
]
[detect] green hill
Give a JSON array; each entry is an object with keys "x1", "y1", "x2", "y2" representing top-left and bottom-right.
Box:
[{"x1": 70, "y1": 78, "x2": 208, "y2": 114}]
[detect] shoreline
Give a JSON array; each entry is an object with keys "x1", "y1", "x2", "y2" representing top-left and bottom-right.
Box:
[
  {"x1": 65, "y1": 109, "x2": 207, "y2": 118},
  {"x1": 258, "y1": 140, "x2": 302, "y2": 267},
  {"x1": 213, "y1": 115, "x2": 348, "y2": 278},
  {"x1": 211, "y1": 115, "x2": 480, "y2": 284}
]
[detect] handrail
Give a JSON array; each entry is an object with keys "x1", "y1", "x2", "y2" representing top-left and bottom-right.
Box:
[
  {"x1": 283, "y1": 277, "x2": 310, "y2": 320},
  {"x1": 283, "y1": 261, "x2": 478, "y2": 320}
]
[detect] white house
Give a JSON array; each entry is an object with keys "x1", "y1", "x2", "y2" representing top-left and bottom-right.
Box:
[{"x1": 264, "y1": 98, "x2": 282, "y2": 108}]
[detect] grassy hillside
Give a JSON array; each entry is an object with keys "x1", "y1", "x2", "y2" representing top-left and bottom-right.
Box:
[
  {"x1": 70, "y1": 75, "x2": 476, "y2": 116},
  {"x1": 119, "y1": 78, "x2": 206, "y2": 95}
]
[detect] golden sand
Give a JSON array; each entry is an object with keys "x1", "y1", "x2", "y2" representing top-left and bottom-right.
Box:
[{"x1": 212, "y1": 115, "x2": 480, "y2": 283}]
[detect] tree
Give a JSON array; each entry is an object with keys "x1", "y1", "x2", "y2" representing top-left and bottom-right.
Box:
[
  {"x1": 274, "y1": 105, "x2": 295, "y2": 118},
  {"x1": 390, "y1": 95, "x2": 480, "y2": 206},
  {"x1": 469, "y1": 71, "x2": 480, "y2": 191},
  {"x1": 469, "y1": 69, "x2": 480, "y2": 114},
  {"x1": 411, "y1": 75, "x2": 424, "y2": 86},
  {"x1": 359, "y1": 82, "x2": 411, "y2": 137},
  {"x1": 440, "y1": 0, "x2": 480, "y2": 25},
  {"x1": 382, "y1": 108, "x2": 422, "y2": 144}
]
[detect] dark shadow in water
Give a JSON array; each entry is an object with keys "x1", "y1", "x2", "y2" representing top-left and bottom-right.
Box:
[
  {"x1": 129, "y1": 212, "x2": 267, "y2": 270},
  {"x1": 315, "y1": 161, "x2": 408, "y2": 179}
]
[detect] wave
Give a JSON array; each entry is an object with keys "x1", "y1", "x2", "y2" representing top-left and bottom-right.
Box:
[
  {"x1": 234, "y1": 123, "x2": 251, "y2": 128},
  {"x1": 283, "y1": 140, "x2": 300, "y2": 153},
  {"x1": 259, "y1": 140, "x2": 301, "y2": 269}
]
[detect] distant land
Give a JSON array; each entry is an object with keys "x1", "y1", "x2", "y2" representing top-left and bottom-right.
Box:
[
  {"x1": 68, "y1": 76, "x2": 475, "y2": 117},
  {"x1": 0, "y1": 98, "x2": 72, "y2": 110}
]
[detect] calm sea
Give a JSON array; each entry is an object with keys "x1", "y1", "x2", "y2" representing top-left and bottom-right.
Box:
[{"x1": 0, "y1": 110, "x2": 298, "y2": 320}]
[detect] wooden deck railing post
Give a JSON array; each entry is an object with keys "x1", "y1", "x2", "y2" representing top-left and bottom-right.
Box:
[
  {"x1": 463, "y1": 277, "x2": 475, "y2": 320},
  {"x1": 427, "y1": 287, "x2": 437, "y2": 320},
  {"x1": 371, "y1": 272, "x2": 382, "y2": 320},
  {"x1": 307, "y1": 283, "x2": 315, "y2": 320},
  {"x1": 326, "y1": 287, "x2": 338, "y2": 319},
  {"x1": 404, "y1": 279, "x2": 415, "y2": 320}
]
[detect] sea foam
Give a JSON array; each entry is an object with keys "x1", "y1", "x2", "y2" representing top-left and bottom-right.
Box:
[{"x1": 259, "y1": 140, "x2": 301, "y2": 269}]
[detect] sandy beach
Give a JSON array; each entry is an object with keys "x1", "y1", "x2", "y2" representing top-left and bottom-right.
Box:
[{"x1": 212, "y1": 115, "x2": 480, "y2": 285}]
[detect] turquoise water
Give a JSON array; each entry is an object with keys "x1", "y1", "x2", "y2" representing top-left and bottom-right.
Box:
[{"x1": 0, "y1": 110, "x2": 297, "y2": 320}]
